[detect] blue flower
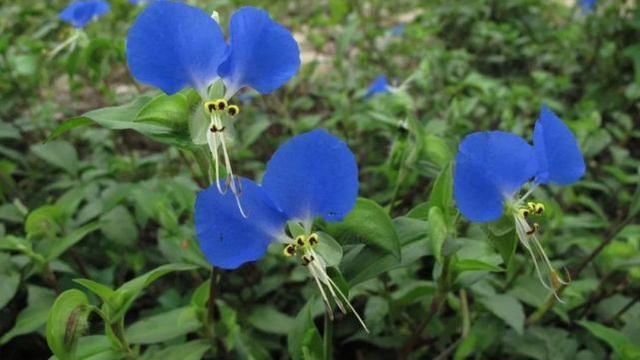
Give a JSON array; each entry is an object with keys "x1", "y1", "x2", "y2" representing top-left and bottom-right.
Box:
[
  {"x1": 578, "y1": 0, "x2": 597, "y2": 12},
  {"x1": 389, "y1": 24, "x2": 405, "y2": 37},
  {"x1": 453, "y1": 106, "x2": 585, "y2": 296},
  {"x1": 126, "y1": 1, "x2": 301, "y2": 211},
  {"x1": 129, "y1": 0, "x2": 157, "y2": 5},
  {"x1": 59, "y1": 0, "x2": 110, "y2": 28},
  {"x1": 195, "y1": 130, "x2": 366, "y2": 330},
  {"x1": 364, "y1": 75, "x2": 394, "y2": 98},
  {"x1": 126, "y1": 2, "x2": 300, "y2": 98},
  {"x1": 217, "y1": 7, "x2": 301, "y2": 98}
]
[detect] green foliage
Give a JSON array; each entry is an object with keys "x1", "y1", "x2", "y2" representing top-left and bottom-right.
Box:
[{"x1": 1, "y1": 0, "x2": 640, "y2": 359}]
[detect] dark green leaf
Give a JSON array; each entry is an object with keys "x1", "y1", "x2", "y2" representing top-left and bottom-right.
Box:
[{"x1": 327, "y1": 198, "x2": 400, "y2": 259}]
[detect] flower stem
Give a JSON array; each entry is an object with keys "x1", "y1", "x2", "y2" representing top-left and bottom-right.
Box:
[
  {"x1": 399, "y1": 254, "x2": 452, "y2": 358},
  {"x1": 323, "y1": 312, "x2": 333, "y2": 360},
  {"x1": 526, "y1": 215, "x2": 633, "y2": 325},
  {"x1": 206, "y1": 267, "x2": 218, "y2": 341}
]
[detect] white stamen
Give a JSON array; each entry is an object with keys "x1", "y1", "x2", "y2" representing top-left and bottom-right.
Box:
[
  {"x1": 309, "y1": 263, "x2": 335, "y2": 320},
  {"x1": 307, "y1": 255, "x2": 369, "y2": 333},
  {"x1": 207, "y1": 116, "x2": 223, "y2": 193},
  {"x1": 212, "y1": 113, "x2": 247, "y2": 218}
]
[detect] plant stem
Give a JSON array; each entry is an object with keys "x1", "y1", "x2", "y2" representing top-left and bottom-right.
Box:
[
  {"x1": 323, "y1": 312, "x2": 333, "y2": 360},
  {"x1": 526, "y1": 216, "x2": 633, "y2": 325},
  {"x1": 206, "y1": 267, "x2": 218, "y2": 345},
  {"x1": 399, "y1": 255, "x2": 452, "y2": 358}
]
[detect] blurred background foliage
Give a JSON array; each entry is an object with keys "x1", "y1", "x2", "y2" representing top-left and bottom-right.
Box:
[{"x1": 1, "y1": 0, "x2": 640, "y2": 359}]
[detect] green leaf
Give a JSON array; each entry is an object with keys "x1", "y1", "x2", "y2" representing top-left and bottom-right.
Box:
[
  {"x1": 73, "y1": 279, "x2": 116, "y2": 310},
  {"x1": 454, "y1": 259, "x2": 504, "y2": 273},
  {"x1": 31, "y1": 140, "x2": 79, "y2": 175},
  {"x1": 327, "y1": 198, "x2": 400, "y2": 259},
  {"x1": 76, "y1": 92, "x2": 198, "y2": 148},
  {"x1": 43, "y1": 221, "x2": 100, "y2": 261},
  {"x1": 342, "y1": 217, "x2": 428, "y2": 285},
  {"x1": 0, "y1": 122, "x2": 20, "y2": 140},
  {"x1": 125, "y1": 306, "x2": 201, "y2": 344},
  {"x1": 50, "y1": 336, "x2": 118, "y2": 360},
  {"x1": 0, "y1": 286, "x2": 56, "y2": 344},
  {"x1": 25, "y1": 204, "x2": 63, "y2": 238},
  {"x1": 112, "y1": 263, "x2": 197, "y2": 321},
  {"x1": 428, "y1": 206, "x2": 448, "y2": 263},
  {"x1": 483, "y1": 216, "x2": 518, "y2": 270},
  {"x1": 479, "y1": 294, "x2": 524, "y2": 335},
  {"x1": 314, "y1": 232, "x2": 343, "y2": 267},
  {"x1": 151, "y1": 340, "x2": 211, "y2": 360},
  {"x1": 249, "y1": 306, "x2": 296, "y2": 335},
  {"x1": 427, "y1": 163, "x2": 453, "y2": 217},
  {"x1": 46, "y1": 290, "x2": 92, "y2": 360},
  {"x1": 287, "y1": 300, "x2": 322, "y2": 360},
  {"x1": 579, "y1": 321, "x2": 640, "y2": 359},
  {"x1": 0, "y1": 258, "x2": 20, "y2": 309},
  {"x1": 99, "y1": 206, "x2": 138, "y2": 247},
  {"x1": 47, "y1": 118, "x2": 94, "y2": 142},
  {"x1": 629, "y1": 173, "x2": 640, "y2": 220}
]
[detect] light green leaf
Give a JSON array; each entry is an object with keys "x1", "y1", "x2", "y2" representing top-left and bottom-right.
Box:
[
  {"x1": 43, "y1": 221, "x2": 100, "y2": 261},
  {"x1": 0, "y1": 286, "x2": 56, "y2": 344},
  {"x1": 428, "y1": 206, "x2": 448, "y2": 263},
  {"x1": 579, "y1": 320, "x2": 640, "y2": 359},
  {"x1": 479, "y1": 294, "x2": 524, "y2": 335},
  {"x1": 112, "y1": 263, "x2": 197, "y2": 321},
  {"x1": 46, "y1": 290, "x2": 92, "y2": 360},
  {"x1": 31, "y1": 140, "x2": 78, "y2": 175},
  {"x1": 125, "y1": 306, "x2": 201, "y2": 344},
  {"x1": 73, "y1": 279, "x2": 116, "y2": 310},
  {"x1": 0, "y1": 262, "x2": 20, "y2": 309},
  {"x1": 314, "y1": 232, "x2": 343, "y2": 267},
  {"x1": 483, "y1": 216, "x2": 518, "y2": 270},
  {"x1": 327, "y1": 198, "x2": 400, "y2": 259},
  {"x1": 287, "y1": 300, "x2": 322, "y2": 360},
  {"x1": 99, "y1": 206, "x2": 137, "y2": 247},
  {"x1": 25, "y1": 205, "x2": 63, "y2": 238},
  {"x1": 427, "y1": 163, "x2": 453, "y2": 218},
  {"x1": 454, "y1": 259, "x2": 504, "y2": 273},
  {"x1": 151, "y1": 340, "x2": 211, "y2": 360},
  {"x1": 249, "y1": 306, "x2": 295, "y2": 335}
]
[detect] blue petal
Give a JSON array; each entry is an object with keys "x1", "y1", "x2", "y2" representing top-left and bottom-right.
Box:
[
  {"x1": 218, "y1": 7, "x2": 301, "y2": 97},
  {"x1": 195, "y1": 179, "x2": 288, "y2": 270},
  {"x1": 364, "y1": 75, "x2": 391, "y2": 98},
  {"x1": 578, "y1": 0, "x2": 597, "y2": 12},
  {"x1": 454, "y1": 131, "x2": 537, "y2": 222},
  {"x1": 59, "y1": 0, "x2": 110, "y2": 28},
  {"x1": 533, "y1": 106, "x2": 585, "y2": 185},
  {"x1": 126, "y1": 1, "x2": 228, "y2": 95},
  {"x1": 262, "y1": 129, "x2": 358, "y2": 223}
]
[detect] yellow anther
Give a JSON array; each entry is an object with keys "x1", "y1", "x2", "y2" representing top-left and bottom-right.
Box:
[
  {"x1": 534, "y1": 203, "x2": 545, "y2": 215},
  {"x1": 295, "y1": 235, "x2": 306, "y2": 247},
  {"x1": 518, "y1": 208, "x2": 530, "y2": 218},
  {"x1": 308, "y1": 233, "x2": 319, "y2": 246},
  {"x1": 283, "y1": 244, "x2": 297, "y2": 257},
  {"x1": 204, "y1": 100, "x2": 217, "y2": 114},
  {"x1": 227, "y1": 104, "x2": 240, "y2": 116},
  {"x1": 214, "y1": 99, "x2": 228, "y2": 111}
]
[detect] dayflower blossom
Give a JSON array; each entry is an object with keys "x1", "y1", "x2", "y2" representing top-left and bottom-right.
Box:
[
  {"x1": 129, "y1": 0, "x2": 157, "y2": 5},
  {"x1": 578, "y1": 0, "x2": 597, "y2": 13},
  {"x1": 126, "y1": 1, "x2": 300, "y2": 215},
  {"x1": 52, "y1": 1, "x2": 110, "y2": 59},
  {"x1": 453, "y1": 106, "x2": 585, "y2": 297},
  {"x1": 195, "y1": 130, "x2": 368, "y2": 331},
  {"x1": 59, "y1": 0, "x2": 110, "y2": 28},
  {"x1": 364, "y1": 75, "x2": 396, "y2": 98}
]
